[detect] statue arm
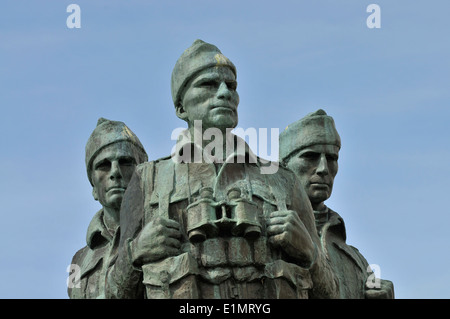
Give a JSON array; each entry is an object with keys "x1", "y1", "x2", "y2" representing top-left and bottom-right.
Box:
[
  {"x1": 355, "y1": 246, "x2": 395, "y2": 299},
  {"x1": 67, "y1": 249, "x2": 85, "y2": 299},
  {"x1": 105, "y1": 169, "x2": 146, "y2": 299},
  {"x1": 307, "y1": 245, "x2": 340, "y2": 298},
  {"x1": 290, "y1": 177, "x2": 340, "y2": 299}
]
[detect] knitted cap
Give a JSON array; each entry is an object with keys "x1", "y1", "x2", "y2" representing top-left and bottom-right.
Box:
[
  {"x1": 279, "y1": 109, "x2": 341, "y2": 162},
  {"x1": 171, "y1": 39, "x2": 237, "y2": 107},
  {"x1": 85, "y1": 118, "x2": 148, "y2": 185}
]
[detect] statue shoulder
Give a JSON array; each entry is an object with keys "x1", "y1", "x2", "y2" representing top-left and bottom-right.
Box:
[
  {"x1": 133, "y1": 156, "x2": 175, "y2": 194},
  {"x1": 135, "y1": 156, "x2": 173, "y2": 175},
  {"x1": 273, "y1": 163, "x2": 303, "y2": 191},
  {"x1": 277, "y1": 162, "x2": 295, "y2": 177},
  {"x1": 71, "y1": 245, "x2": 89, "y2": 267}
]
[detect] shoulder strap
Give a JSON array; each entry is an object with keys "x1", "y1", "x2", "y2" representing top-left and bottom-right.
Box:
[
  {"x1": 139, "y1": 159, "x2": 176, "y2": 222},
  {"x1": 265, "y1": 173, "x2": 287, "y2": 211},
  {"x1": 139, "y1": 162, "x2": 154, "y2": 222},
  {"x1": 155, "y1": 159, "x2": 175, "y2": 219}
]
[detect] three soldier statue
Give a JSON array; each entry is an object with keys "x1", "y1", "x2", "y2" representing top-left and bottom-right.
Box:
[{"x1": 68, "y1": 40, "x2": 394, "y2": 299}]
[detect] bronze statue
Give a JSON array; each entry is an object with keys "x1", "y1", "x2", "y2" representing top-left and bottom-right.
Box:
[
  {"x1": 68, "y1": 118, "x2": 148, "y2": 298},
  {"x1": 279, "y1": 109, "x2": 394, "y2": 298},
  {"x1": 104, "y1": 40, "x2": 339, "y2": 299}
]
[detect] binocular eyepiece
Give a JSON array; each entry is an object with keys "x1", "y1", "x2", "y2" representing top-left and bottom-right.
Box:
[{"x1": 185, "y1": 187, "x2": 262, "y2": 243}]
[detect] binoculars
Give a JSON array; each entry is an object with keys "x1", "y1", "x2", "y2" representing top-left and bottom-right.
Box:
[{"x1": 185, "y1": 187, "x2": 262, "y2": 243}]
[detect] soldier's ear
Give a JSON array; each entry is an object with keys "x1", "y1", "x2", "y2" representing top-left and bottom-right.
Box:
[
  {"x1": 92, "y1": 188, "x2": 99, "y2": 201},
  {"x1": 175, "y1": 103, "x2": 188, "y2": 121}
]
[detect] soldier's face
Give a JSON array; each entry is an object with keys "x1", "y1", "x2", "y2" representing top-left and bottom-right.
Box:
[
  {"x1": 91, "y1": 141, "x2": 139, "y2": 210},
  {"x1": 287, "y1": 144, "x2": 339, "y2": 208},
  {"x1": 178, "y1": 66, "x2": 239, "y2": 130}
]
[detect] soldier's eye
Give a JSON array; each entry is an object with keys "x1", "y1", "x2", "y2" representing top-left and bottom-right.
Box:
[
  {"x1": 300, "y1": 152, "x2": 320, "y2": 160},
  {"x1": 226, "y1": 81, "x2": 237, "y2": 91},
  {"x1": 198, "y1": 80, "x2": 218, "y2": 88},
  {"x1": 326, "y1": 154, "x2": 338, "y2": 162},
  {"x1": 95, "y1": 160, "x2": 111, "y2": 171},
  {"x1": 119, "y1": 157, "x2": 135, "y2": 166}
]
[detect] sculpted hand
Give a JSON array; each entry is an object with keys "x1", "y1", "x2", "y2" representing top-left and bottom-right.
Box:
[
  {"x1": 267, "y1": 210, "x2": 315, "y2": 267},
  {"x1": 130, "y1": 217, "x2": 182, "y2": 265}
]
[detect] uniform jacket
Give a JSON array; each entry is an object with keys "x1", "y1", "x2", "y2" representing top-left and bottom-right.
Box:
[
  {"x1": 68, "y1": 209, "x2": 119, "y2": 299},
  {"x1": 316, "y1": 207, "x2": 370, "y2": 298},
  {"x1": 105, "y1": 133, "x2": 339, "y2": 299}
]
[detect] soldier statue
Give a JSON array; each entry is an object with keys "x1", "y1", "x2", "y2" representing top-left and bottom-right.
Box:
[{"x1": 104, "y1": 40, "x2": 339, "y2": 299}]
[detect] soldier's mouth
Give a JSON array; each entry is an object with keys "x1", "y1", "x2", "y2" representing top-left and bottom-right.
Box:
[
  {"x1": 212, "y1": 105, "x2": 235, "y2": 111},
  {"x1": 107, "y1": 186, "x2": 126, "y2": 192},
  {"x1": 310, "y1": 183, "x2": 329, "y2": 188}
]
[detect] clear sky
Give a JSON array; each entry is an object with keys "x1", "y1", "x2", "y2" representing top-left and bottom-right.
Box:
[{"x1": 1, "y1": 1, "x2": 449, "y2": 298}]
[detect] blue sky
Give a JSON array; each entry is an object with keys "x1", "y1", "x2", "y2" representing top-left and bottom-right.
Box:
[{"x1": 1, "y1": 1, "x2": 449, "y2": 298}]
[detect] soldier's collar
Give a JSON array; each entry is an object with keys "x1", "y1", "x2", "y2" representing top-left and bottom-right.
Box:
[
  {"x1": 86, "y1": 209, "x2": 115, "y2": 249},
  {"x1": 324, "y1": 208, "x2": 347, "y2": 242},
  {"x1": 171, "y1": 129, "x2": 260, "y2": 166},
  {"x1": 314, "y1": 206, "x2": 329, "y2": 220}
]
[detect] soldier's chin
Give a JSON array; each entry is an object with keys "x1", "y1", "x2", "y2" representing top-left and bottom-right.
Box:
[
  {"x1": 106, "y1": 194, "x2": 123, "y2": 209},
  {"x1": 210, "y1": 114, "x2": 237, "y2": 130},
  {"x1": 309, "y1": 191, "x2": 329, "y2": 205}
]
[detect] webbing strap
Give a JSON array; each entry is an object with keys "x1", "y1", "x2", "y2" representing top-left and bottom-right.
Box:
[
  {"x1": 265, "y1": 174, "x2": 287, "y2": 211},
  {"x1": 156, "y1": 160, "x2": 175, "y2": 219}
]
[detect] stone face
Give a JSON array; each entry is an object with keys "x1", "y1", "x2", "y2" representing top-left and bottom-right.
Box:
[
  {"x1": 68, "y1": 118, "x2": 148, "y2": 299},
  {"x1": 171, "y1": 39, "x2": 236, "y2": 109},
  {"x1": 280, "y1": 109, "x2": 394, "y2": 299}
]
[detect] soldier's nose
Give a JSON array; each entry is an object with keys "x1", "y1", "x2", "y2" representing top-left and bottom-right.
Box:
[
  {"x1": 110, "y1": 161, "x2": 123, "y2": 180},
  {"x1": 216, "y1": 82, "x2": 231, "y2": 99},
  {"x1": 316, "y1": 154, "x2": 329, "y2": 176}
]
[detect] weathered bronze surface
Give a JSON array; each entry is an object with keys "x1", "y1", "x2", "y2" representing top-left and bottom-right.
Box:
[
  {"x1": 280, "y1": 109, "x2": 394, "y2": 298},
  {"x1": 69, "y1": 41, "x2": 394, "y2": 299},
  {"x1": 68, "y1": 118, "x2": 147, "y2": 299},
  {"x1": 103, "y1": 40, "x2": 339, "y2": 299}
]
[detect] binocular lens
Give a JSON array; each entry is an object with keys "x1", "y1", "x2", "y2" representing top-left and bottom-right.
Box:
[{"x1": 188, "y1": 229, "x2": 207, "y2": 243}]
